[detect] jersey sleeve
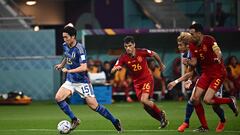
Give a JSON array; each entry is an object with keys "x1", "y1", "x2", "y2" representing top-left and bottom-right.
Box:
[
  {"x1": 78, "y1": 46, "x2": 87, "y2": 64},
  {"x1": 114, "y1": 55, "x2": 124, "y2": 67},
  {"x1": 141, "y1": 48, "x2": 154, "y2": 57},
  {"x1": 188, "y1": 43, "x2": 196, "y2": 58}
]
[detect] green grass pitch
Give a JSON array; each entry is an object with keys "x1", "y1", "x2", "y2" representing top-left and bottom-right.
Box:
[{"x1": 0, "y1": 101, "x2": 239, "y2": 135}]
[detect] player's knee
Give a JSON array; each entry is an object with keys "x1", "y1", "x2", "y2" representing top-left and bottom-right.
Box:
[
  {"x1": 55, "y1": 95, "x2": 62, "y2": 102},
  {"x1": 203, "y1": 98, "x2": 211, "y2": 105},
  {"x1": 140, "y1": 98, "x2": 148, "y2": 105}
]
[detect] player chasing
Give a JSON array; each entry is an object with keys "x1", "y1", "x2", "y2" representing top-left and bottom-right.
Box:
[
  {"x1": 54, "y1": 25, "x2": 122, "y2": 134},
  {"x1": 111, "y1": 36, "x2": 169, "y2": 128},
  {"x1": 168, "y1": 31, "x2": 237, "y2": 132}
]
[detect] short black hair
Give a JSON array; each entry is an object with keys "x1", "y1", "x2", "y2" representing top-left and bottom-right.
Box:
[
  {"x1": 123, "y1": 36, "x2": 135, "y2": 44},
  {"x1": 189, "y1": 23, "x2": 204, "y2": 33},
  {"x1": 63, "y1": 26, "x2": 77, "y2": 37}
]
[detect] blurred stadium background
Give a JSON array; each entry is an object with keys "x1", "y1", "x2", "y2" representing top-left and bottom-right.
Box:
[{"x1": 0, "y1": 0, "x2": 240, "y2": 134}]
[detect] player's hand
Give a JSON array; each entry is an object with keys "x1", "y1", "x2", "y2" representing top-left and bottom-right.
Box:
[
  {"x1": 61, "y1": 68, "x2": 68, "y2": 73},
  {"x1": 159, "y1": 64, "x2": 166, "y2": 71},
  {"x1": 214, "y1": 58, "x2": 221, "y2": 64},
  {"x1": 55, "y1": 64, "x2": 63, "y2": 71},
  {"x1": 111, "y1": 66, "x2": 122, "y2": 74},
  {"x1": 167, "y1": 81, "x2": 176, "y2": 90},
  {"x1": 182, "y1": 58, "x2": 189, "y2": 65},
  {"x1": 184, "y1": 80, "x2": 192, "y2": 89}
]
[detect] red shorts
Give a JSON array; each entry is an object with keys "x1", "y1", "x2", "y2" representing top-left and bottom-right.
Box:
[
  {"x1": 196, "y1": 72, "x2": 225, "y2": 91},
  {"x1": 133, "y1": 78, "x2": 154, "y2": 100}
]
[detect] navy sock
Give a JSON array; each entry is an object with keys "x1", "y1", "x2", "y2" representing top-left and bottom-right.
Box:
[
  {"x1": 57, "y1": 100, "x2": 76, "y2": 120},
  {"x1": 184, "y1": 100, "x2": 194, "y2": 124},
  {"x1": 95, "y1": 104, "x2": 117, "y2": 123},
  {"x1": 212, "y1": 105, "x2": 225, "y2": 123}
]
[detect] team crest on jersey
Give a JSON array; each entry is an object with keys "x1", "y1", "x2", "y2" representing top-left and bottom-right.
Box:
[
  {"x1": 203, "y1": 44, "x2": 207, "y2": 52},
  {"x1": 71, "y1": 52, "x2": 76, "y2": 59},
  {"x1": 137, "y1": 56, "x2": 142, "y2": 62}
]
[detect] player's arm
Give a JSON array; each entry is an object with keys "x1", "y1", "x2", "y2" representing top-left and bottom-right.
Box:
[
  {"x1": 111, "y1": 65, "x2": 122, "y2": 74},
  {"x1": 212, "y1": 42, "x2": 222, "y2": 63},
  {"x1": 55, "y1": 57, "x2": 67, "y2": 70},
  {"x1": 62, "y1": 63, "x2": 87, "y2": 73},
  {"x1": 167, "y1": 71, "x2": 194, "y2": 90},
  {"x1": 184, "y1": 57, "x2": 197, "y2": 67},
  {"x1": 152, "y1": 51, "x2": 166, "y2": 71}
]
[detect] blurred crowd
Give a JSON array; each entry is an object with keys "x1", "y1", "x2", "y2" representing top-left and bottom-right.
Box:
[{"x1": 86, "y1": 55, "x2": 240, "y2": 102}]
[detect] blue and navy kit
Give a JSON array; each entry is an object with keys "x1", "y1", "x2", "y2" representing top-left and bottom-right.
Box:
[{"x1": 63, "y1": 42, "x2": 90, "y2": 83}]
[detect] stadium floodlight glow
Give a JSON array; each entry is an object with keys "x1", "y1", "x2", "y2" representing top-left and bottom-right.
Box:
[
  {"x1": 33, "y1": 26, "x2": 39, "y2": 31},
  {"x1": 154, "y1": 0, "x2": 163, "y2": 3},
  {"x1": 192, "y1": 21, "x2": 196, "y2": 24},
  {"x1": 26, "y1": 1, "x2": 37, "y2": 6}
]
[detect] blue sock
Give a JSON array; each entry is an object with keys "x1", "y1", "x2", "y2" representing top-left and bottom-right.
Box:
[
  {"x1": 184, "y1": 100, "x2": 194, "y2": 124},
  {"x1": 212, "y1": 105, "x2": 225, "y2": 123},
  {"x1": 57, "y1": 100, "x2": 76, "y2": 120},
  {"x1": 95, "y1": 104, "x2": 117, "y2": 123}
]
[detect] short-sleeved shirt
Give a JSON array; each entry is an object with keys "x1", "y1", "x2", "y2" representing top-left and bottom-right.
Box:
[
  {"x1": 189, "y1": 35, "x2": 226, "y2": 77},
  {"x1": 114, "y1": 48, "x2": 153, "y2": 84},
  {"x1": 63, "y1": 42, "x2": 90, "y2": 83}
]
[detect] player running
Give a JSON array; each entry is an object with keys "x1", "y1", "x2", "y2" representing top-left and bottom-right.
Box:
[
  {"x1": 111, "y1": 36, "x2": 168, "y2": 128},
  {"x1": 55, "y1": 25, "x2": 122, "y2": 133}
]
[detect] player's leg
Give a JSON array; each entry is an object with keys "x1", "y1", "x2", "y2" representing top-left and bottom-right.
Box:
[
  {"x1": 55, "y1": 84, "x2": 80, "y2": 130},
  {"x1": 140, "y1": 92, "x2": 168, "y2": 128},
  {"x1": 85, "y1": 96, "x2": 123, "y2": 132},
  {"x1": 191, "y1": 86, "x2": 209, "y2": 132},
  {"x1": 81, "y1": 83, "x2": 122, "y2": 132},
  {"x1": 203, "y1": 78, "x2": 238, "y2": 116},
  {"x1": 212, "y1": 104, "x2": 226, "y2": 132},
  {"x1": 177, "y1": 86, "x2": 197, "y2": 132}
]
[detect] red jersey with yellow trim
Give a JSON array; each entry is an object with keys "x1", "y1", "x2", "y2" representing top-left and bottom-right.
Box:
[
  {"x1": 114, "y1": 48, "x2": 153, "y2": 83},
  {"x1": 189, "y1": 35, "x2": 226, "y2": 76}
]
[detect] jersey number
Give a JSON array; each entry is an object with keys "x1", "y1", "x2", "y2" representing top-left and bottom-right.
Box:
[
  {"x1": 66, "y1": 58, "x2": 72, "y2": 65},
  {"x1": 143, "y1": 83, "x2": 150, "y2": 90},
  {"x1": 132, "y1": 64, "x2": 142, "y2": 71},
  {"x1": 213, "y1": 79, "x2": 221, "y2": 89},
  {"x1": 81, "y1": 84, "x2": 93, "y2": 95}
]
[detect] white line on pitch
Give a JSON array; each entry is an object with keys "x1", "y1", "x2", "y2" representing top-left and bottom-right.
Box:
[{"x1": 0, "y1": 129, "x2": 240, "y2": 133}]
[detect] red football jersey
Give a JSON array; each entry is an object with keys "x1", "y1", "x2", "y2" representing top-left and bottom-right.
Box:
[
  {"x1": 114, "y1": 48, "x2": 153, "y2": 83},
  {"x1": 189, "y1": 35, "x2": 226, "y2": 75}
]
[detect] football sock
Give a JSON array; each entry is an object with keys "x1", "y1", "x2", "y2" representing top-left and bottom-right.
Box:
[
  {"x1": 184, "y1": 100, "x2": 194, "y2": 124},
  {"x1": 211, "y1": 97, "x2": 232, "y2": 104},
  {"x1": 143, "y1": 104, "x2": 162, "y2": 121},
  {"x1": 194, "y1": 103, "x2": 208, "y2": 128},
  {"x1": 212, "y1": 105, "x2": 225, "y2": 123},
  {"x1": 57, "y1": 100, "x2": 76, "y2": 120},
  {"x1": 95, "y1": 104, "x2": 117, "y2": 123}
]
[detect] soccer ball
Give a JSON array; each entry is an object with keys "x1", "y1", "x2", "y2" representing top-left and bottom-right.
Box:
[{"x1": 57, "y1": 120, "x2": 71, "y2": 134}]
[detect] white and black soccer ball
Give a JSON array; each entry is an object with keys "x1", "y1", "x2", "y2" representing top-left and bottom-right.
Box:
[{"x1": 57, "y1": 120, "x2": 71, "y2": 134}]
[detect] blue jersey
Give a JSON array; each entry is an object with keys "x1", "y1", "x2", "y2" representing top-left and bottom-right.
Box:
[
  {"x1": 183, "y1": 50, "x2": 202, "y2": 75},
  {"x1": 63, "y1": 42, "x2": 90, "y2": 83}
]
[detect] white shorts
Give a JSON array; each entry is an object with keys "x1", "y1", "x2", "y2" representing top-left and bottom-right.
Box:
[{"x1": 61, "y1": 81, "x2": 95, "y2": 98}]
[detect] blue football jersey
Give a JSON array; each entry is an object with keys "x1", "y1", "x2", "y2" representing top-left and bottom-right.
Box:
[
  {"x1": 183, "y1": 50, "x2": 202, "y2": 75},
  {"x1": 63, "y1": 42, "x2": 90, "y2": 83}
]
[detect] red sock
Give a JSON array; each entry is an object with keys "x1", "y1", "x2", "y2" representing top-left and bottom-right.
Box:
[
  {"x1": 194, "y1": 103, "x2": 208, "y2": 128},
  {"x1": 211, "y1": 97, "x2": 232, "y2": 104},
  {"x1": 152, "y1": 103, "x2": 161, "y2": 114}
]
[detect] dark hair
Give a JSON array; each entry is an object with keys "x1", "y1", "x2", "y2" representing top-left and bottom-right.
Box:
[
  {"x1": 123, "y1": 36, "x2": 135, "y2": 44},
  {"x1": 63, "y1": 26, "x2": 77, "y2": 37},
  {"x1": 189, "y1": 23, "x2": 204, "y2": 33}
]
